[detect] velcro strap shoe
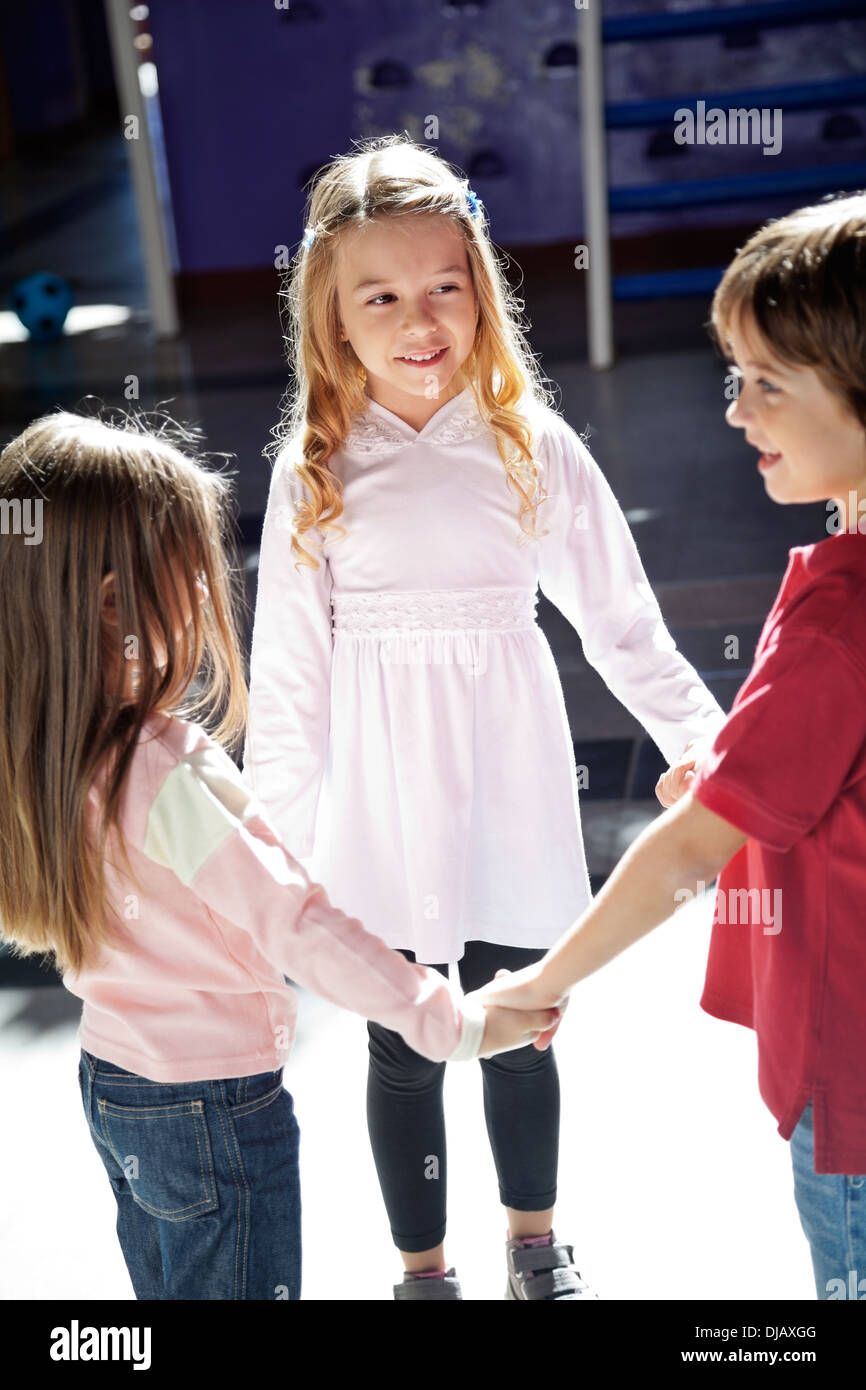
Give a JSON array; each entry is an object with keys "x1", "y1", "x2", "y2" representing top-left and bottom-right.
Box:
[
  {"x1": 394, "y1": 1266, "x2": 463, "y2": 1299},
  {"x1": 505, "y1": 1233, "x2": 599, "y2": 1300}
]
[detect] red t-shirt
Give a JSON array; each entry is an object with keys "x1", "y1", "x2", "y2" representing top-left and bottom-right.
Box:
[{"x1": 690, "y1": 530, "x2": 866, "y2": 1174}]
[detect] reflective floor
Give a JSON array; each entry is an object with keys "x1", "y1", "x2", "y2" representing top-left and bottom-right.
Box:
[
  {"x1": 0, "y1": 124, "x2": 825, "y2": 1300},
  {"x1": 0, "y1": 891, "x2": 816, "y2": 1300}
]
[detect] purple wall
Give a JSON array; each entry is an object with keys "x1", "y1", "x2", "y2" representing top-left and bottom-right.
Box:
[
  {"x1": 146, "y1": 1, "x2": 356, "y2": 274},
  {"x1": 145, "y1": 0, "x2": 866, "y2": 273}
]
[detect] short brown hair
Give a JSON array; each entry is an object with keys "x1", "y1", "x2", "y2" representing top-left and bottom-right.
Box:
[{"x1": 708, "y1": 191, "x2": 866, "y2": 430}]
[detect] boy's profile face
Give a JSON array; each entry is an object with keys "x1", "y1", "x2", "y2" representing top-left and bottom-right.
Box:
[
  {"x1": 333, "y1": 212, "x2": 479, "y2": 423},
  {"x1": 724, "y1": 309, "x2": 866, "y2": 517}
]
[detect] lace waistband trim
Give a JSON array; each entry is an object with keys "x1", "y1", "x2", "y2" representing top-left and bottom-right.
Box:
[{"x1": 331, "y1": 587, "x2": 538, "y2": 633}]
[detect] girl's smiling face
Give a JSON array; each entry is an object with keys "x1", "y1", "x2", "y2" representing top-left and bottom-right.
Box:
[
  {"x1": 334, "y1": 212, "x2": 479, "y2": 423},
  {"x1": 724, "y1": 308, "x2": 866, "y2": 517}
]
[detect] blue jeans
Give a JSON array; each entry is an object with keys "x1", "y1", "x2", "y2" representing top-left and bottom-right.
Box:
[
  {"x1": 790, "y1": 1099, "x2": 866, "y2": 1300},
  {"x1": 78, "y1": 1049, "x2": 302, "y2": 1300}
]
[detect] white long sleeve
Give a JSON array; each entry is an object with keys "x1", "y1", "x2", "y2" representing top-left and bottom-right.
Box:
[
  {"x1": 536, "y1": 412, "x2": 727, "y2": 767},
  {"x1": 242, "y1": 446, "x2": 333, "y2": 859}
]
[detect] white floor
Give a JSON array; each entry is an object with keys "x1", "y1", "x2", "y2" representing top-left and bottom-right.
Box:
[{"x1": 0, "y1": 892, "x2": 816, "y2": 1301}]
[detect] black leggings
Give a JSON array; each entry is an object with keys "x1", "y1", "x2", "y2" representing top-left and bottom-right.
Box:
[{"x1": 366, "y1": 940, "x2": 559, "y2": 1253}]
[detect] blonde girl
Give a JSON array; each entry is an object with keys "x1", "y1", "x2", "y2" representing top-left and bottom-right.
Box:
[{"x1": 243, "y1": 134, "x2": 727, "y2": 1299}]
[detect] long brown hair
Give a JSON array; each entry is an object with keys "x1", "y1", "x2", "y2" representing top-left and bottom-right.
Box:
[
  {"x1": 270, "y1": 133, "x2": 556, "y2": 567},
  {"x1": 0, "y1": 408, "x2": 249, "y2": 974}
]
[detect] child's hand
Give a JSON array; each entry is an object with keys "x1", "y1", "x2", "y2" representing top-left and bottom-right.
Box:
[
  {"x1": 473, "y1": 964, "x2": 571, "y2": 1053},
  {"x1": 465, "y1": 984, "x2": 563, "y2": 1058},
  {"x1": 655, "y1": 737, "x2": 708, "y2": 808}
]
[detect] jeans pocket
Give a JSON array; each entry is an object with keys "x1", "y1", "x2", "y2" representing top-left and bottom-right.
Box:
[
  {"x1": 97, "y1": 1096, "x2": 219, "y2": 1220},
  {"x1": 226, "y1": 1069, "x2": 284, "y2": 1112}
]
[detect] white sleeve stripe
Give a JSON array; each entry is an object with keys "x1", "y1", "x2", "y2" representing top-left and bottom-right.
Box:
[{"x1": 143, "y1": 748, "x2": 262, "y2": 886}]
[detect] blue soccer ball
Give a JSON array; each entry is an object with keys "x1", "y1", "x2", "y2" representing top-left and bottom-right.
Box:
[{"x1": 9, "y1": 272, "x2": 73, "y2": 341}]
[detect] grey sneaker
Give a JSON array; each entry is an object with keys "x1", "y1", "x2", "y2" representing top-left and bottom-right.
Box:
[
  {"x1": 505, "y1": 1232, "x2": 599, "y2": 1300},
  {"x1": 394, "y1": 1266, "x2": 463, "y2": 1299}
]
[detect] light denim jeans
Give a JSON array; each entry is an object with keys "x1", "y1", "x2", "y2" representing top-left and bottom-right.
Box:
[
  {"x1": 790, "y1": 1099, "x2": 866, "y2": 1300},
  {"x1": 78, "y1": 1049, "x2": 302, "y2": 1300}
]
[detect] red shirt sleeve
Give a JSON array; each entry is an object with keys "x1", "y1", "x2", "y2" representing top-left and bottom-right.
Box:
[{"x1": 691, "y1": 628, "x2": 866, "y2": 853}]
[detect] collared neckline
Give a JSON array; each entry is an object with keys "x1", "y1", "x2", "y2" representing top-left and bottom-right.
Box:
[
  {"x1": 343, "y1": 384, "x2": 488, "y2": 458},
  {"x1": 362, "y1": 385, "x2": 476, "y2": 442}
]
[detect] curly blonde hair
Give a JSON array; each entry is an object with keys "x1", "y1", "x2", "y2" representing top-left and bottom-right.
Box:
[{"x1": 268, "y1": 134, "x2": 556, "y2": 567}]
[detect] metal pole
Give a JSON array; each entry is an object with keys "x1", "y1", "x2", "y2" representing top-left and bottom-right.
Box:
[
  {"x1": 103, "y1": 0, "x2": 179, "y2": 338},
  {"x1": 578, "y1": 0, "x2": 614, "y2": 369}
]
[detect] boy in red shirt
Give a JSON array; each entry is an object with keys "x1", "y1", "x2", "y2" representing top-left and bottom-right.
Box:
[{"x1": 484, "y1": 191, "x2": 866, "y2": 1300}]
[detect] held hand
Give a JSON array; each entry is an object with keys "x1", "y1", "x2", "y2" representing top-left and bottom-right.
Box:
[
  {"x1": 655, "y1": 737, "x2": 709, "y2": 808},
  {"x1": 475, "y1": 964, "x2": 571, "y2": 1052},
  {"x1": 464, "y1": 985, "x2": 562, "y2": 1058}
]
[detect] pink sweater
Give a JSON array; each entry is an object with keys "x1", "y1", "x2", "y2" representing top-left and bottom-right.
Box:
[{"x1": 63, "y1": 712, "x2": 485, "y2": 1081}]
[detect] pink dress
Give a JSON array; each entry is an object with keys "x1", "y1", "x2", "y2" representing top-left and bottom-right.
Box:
[{"x1": 243, "y1": 386, "x2": 726, "y2": 965}]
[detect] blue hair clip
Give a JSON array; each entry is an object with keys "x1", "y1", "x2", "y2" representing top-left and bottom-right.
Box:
[
  {"x1": 302, "y1": 226, "x2": 316, "y2": 251},
  {"x1": 465, "y1": 187, "x2": 484, "y2": 224}
]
